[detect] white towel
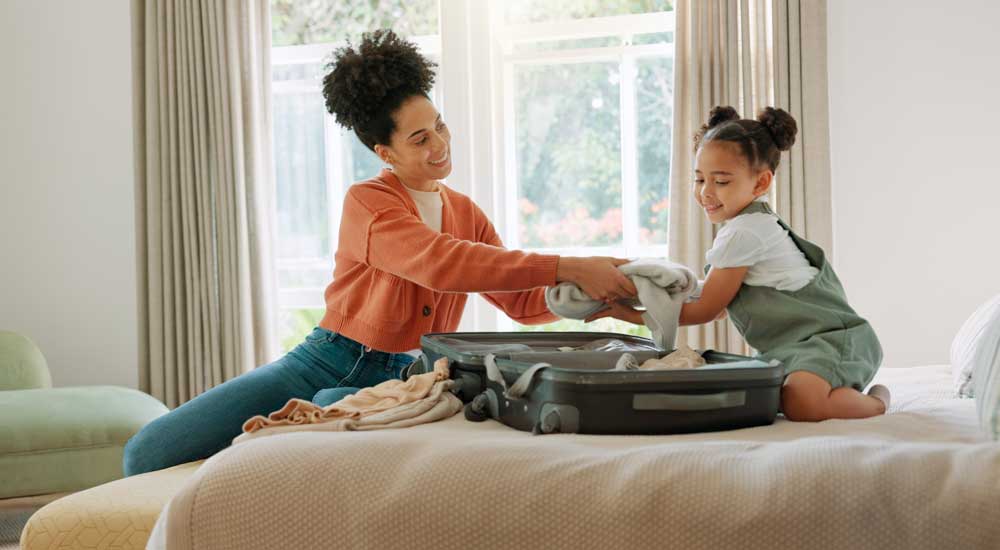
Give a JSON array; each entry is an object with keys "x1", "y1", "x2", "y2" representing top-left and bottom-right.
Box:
[{"x1": 545, "y1": 258, "x2": 697, "y2": 349}]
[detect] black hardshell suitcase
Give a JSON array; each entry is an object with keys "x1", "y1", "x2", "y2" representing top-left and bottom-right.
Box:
[{"x1": 407, "y1": 332, "x2": 784, "y2": 435}]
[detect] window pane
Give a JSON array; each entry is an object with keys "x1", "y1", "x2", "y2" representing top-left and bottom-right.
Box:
[
  {"x1": 272, "y1": 63, "x2": 325, "y2": 82},
  {"x1": 271, "y1": 0, "x2": 439, "y2": 47},
  {"x1": 277, "y1": 261, "x2": 332, "y2": 290},
  {"x1": 512, "y1": 36, "x2": 619, "y2": 55},
  {"x1": 273, "y1": 90, "x2": 328, "y2": 260},
  {"x1": 633, "y1": 31, "x2": 674, "y2": 45},
  {"x1": 515, "y1": 318, "x2": 651, "y2": 339},
  {"x1": 636, "y1": 56, "x2": 673, "y2": 245},
  {"x1": 279, "y1": 308, "x2": 326, "y2": 352},
  {"x1": 504, "y1": 0, "x2": 673, "y2": 25},
  {"x1": 347, "y1": 131, "x2": 383, "y2": 184},
  {"x1": 516, "y1": 62, "x2": 622, "y2": 248}
]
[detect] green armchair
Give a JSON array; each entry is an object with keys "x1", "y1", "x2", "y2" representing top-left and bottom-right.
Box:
[{"x1": 0, "y1": 331, "x2": 168, "y2": 501}]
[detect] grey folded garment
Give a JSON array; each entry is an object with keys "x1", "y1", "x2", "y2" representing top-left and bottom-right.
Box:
[
  {"x1": 556, "y1": 338, "x2": 641, "y2": 352},
  {"x1": 545, "y1": 258, "x2": 698, "y2": 349}
]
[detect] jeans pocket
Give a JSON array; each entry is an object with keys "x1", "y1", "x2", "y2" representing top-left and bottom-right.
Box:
[
  {"x1": 297, "y1": 331, "x2": 362, "y2": 384},
  {"x1": 304, "y1": 327, "x2": 337, "y2": 344}
]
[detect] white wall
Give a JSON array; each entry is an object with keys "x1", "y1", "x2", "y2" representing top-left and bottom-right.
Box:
[
  {"x1": 0, "y1": 1, "x2": 138, "y2": 387},
  {"x1": 828, "y1": 1, "x2": 1000, "y2": 367}
]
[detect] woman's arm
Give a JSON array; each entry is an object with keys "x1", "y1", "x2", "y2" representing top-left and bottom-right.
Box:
[
  {"x1": 345, "y1": 188, "x2": 636, "y2": 299},
  {"x1": 476, "y1": 215, "x2": 633, "y2": 324},
  {"x1": 480, "y1": 287, "x2": 559, "y2": 325},
  {"x1": 585, "y1": 266, "x2": 748, "y2": 326}
]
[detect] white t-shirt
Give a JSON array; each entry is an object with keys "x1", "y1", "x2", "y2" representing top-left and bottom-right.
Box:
[
  {"x1": 402, "y1": 185, "x2": 444, "y2": 358},
  {"x1": 705, "y1": 206, "x2": 819, "y2": 292},
  {"x1": 404, "y1": 186, "x2": 443, "y2": 232}
]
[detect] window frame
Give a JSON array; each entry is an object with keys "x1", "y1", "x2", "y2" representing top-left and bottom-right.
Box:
[{"x1": 268, "y1": 0, "x2": 675, "y2": 337}]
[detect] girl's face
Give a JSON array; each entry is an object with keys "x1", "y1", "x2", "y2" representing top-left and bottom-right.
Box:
[
  {"x1": 376, "y1": 95, "x2": 452, "y2": 189},
  {"x1": 693, "y1": 141, "x2": 772, "y2": 223}
]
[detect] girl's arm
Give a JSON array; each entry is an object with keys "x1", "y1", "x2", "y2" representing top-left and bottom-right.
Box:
[
  {"x1": 585, "y1": 266, "x2": 748, "y2": 326},
  {"x1": 678, "y1": 266, "x2": 748, "y2": 325}
]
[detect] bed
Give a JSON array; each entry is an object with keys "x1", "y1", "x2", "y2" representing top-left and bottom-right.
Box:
[{"x1": 140, "y1": 364, "x2": 998, "y2": 550}]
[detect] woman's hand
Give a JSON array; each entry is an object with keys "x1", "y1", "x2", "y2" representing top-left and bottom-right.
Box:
[
  {"x1": 585, "y1": 300, "x2": 645, "y2": 325},
  {"x1": 556, "y1": 256, "x2": 637, "y2": 302}
]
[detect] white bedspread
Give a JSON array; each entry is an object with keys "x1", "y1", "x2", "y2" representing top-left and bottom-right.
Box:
[{"x1": 149, "y1": 365, "x2": 998, "y2": 550}]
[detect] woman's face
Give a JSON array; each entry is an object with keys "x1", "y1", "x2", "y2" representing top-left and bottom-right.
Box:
[
  {"x1": 693, "y1": 141, "x2": 770, "y2": 223},
  {"x1": 378, "y1": 95, "x2": 452, "y2": 186}
]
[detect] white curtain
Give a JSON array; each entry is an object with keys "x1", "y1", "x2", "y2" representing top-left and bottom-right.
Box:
[
  {"x1": 668, "y1": 0, "x2": 831, "y2": 353},
  {"x1": 771, "y1": 0, "x2": 833, "y2": 251},
  {"x1": 132, "y1": 0, "x2": 278, "y2": 408}
]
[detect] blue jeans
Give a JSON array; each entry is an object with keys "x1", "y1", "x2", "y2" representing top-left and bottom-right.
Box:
[{"x1": 122, "y1": 328, "x2": 415, "y2": 476}]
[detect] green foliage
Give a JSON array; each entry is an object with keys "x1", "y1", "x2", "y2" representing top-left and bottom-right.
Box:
[
  {"x1": 280, "y1": 308, "x2": 326, "y2": 352},
  {"x1": 515, "y1": 62, "x2": 623, "y2": 248},
  {"x1": 504, "y1": 0, "x2": 674, "y2": 24},
  {"x1": 271, "y1": 0, "x2": 438, "y2": 47},
  {"x1": 636, "y1": 56, "x2": 673, "y2": 244}
]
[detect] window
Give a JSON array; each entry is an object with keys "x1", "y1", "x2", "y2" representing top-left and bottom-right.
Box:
[
  {"x1": 491, "y1": 2, "x2": 674, "y2": 336},
  {"x1": 270, "y1": 0, "x2": 674, "y2": 351},
  {"x1": 269, "y1": 2, "x2": 441, "y2": 351}
]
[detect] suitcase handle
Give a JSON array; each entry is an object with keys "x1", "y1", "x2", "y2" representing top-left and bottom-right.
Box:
[{"x1": 633, "y1": 390, "x2": 746, "y2": 411}]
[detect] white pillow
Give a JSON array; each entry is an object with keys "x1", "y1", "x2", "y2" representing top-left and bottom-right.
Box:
[
  {"x1": 952, "y1": 293, "x2": 1000, "y2": 398},
  {"x1": 973, "y1": 325, "x2": 1000, "y2": 441}
]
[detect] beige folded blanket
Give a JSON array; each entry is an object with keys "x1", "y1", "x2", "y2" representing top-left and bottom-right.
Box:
[
  {"x1": 614, "y1": 345, "x2": 707, "y2": 371},
  {"x1": 234, "y1": 358, "x2": 462, "y2": 444}
]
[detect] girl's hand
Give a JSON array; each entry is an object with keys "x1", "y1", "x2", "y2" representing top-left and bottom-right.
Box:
[
  {"x1": 679, "y1": 266, "x2": 747, "y2": 325},
  {"x1": 556, "y1": 256, "x2": 638, "y2": 302},
  {"x1": 585, "y1": 300, "x2": 645, "y2": 325}
]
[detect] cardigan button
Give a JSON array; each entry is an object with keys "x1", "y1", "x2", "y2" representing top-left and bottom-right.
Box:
[{"x1": 422, "y1": 305, "x2": 432, "y2": 317}]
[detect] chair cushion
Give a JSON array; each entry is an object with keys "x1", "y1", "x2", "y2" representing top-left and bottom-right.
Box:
[
  {"x1": 20, "y1": 460, "x2": 202, "y2": 550},
  {"x1": 0, "y1": 386, "x2": 168, "y2": 498},
  {"x1": 0, "y1": 331, "x2": 51, "y2": 391}
]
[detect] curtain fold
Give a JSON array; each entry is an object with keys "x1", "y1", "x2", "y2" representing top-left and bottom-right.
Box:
[
  {"x1": 132, "y1": 0, "x2": 278, "y2": 408},
  {"x1": 668, "y1": 0, "x2": 831, "y2": 353},
  {"x1": 772, "y1": 0, "x2": 833, "y2": 252}
]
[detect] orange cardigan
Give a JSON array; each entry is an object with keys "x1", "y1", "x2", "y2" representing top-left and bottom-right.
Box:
[{"x1": 319, "y1": 169, "x2": 560, "y2": 352}]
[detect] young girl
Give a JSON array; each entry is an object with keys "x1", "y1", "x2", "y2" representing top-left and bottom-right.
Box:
[{"x1": 591, "y1": 106, "x2": 889, "y2": 421}]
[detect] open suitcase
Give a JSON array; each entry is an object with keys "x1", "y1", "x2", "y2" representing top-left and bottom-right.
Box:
[{"x1": 404, "y1": 332, "x2": 784, "y2": 435}]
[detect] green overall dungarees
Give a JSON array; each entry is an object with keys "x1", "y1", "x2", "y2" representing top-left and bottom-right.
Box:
[{"x1": 706, "y1": 201, "x2": 883, "y2": 390}]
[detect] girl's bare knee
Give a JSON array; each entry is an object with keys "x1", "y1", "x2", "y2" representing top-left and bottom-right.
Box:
[{"x1": 781, "y1": 384, "x2": 829, "y2": 422}]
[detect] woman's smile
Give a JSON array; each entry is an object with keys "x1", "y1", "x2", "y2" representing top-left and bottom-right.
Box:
[{"x1": 429, "y1": 149, "x2": 450, "y2": 167}]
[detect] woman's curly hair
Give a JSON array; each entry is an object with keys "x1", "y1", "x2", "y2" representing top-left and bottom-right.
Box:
[
  {"x1": 693, "y1": 105, "x2": 798, "y2": 171},
  {"x1": 322, "y1": 29, "x2": 437, "y2": 151}
]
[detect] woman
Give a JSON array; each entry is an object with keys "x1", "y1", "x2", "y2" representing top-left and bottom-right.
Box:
[{"x1": 123, "y1": 29, "x2": 635, "y2": 476}]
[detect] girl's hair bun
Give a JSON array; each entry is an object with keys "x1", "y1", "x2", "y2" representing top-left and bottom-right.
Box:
[
  {"x1": 707, "y1": 105, "x2": 740, "y2": 128},
  {"x1": 757, "y1": 107, "x2": 797, "y2": 151}
]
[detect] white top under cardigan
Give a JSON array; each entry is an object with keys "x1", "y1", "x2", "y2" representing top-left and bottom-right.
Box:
[{"x1": 403, "y1": 186, "x2": 443, "y2": 232}]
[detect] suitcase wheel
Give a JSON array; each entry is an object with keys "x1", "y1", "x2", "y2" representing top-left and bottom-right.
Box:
[
  {"x1": 532, "y1": 409, "x2": 561, "y2": 435},
  {"x1": 463, "y1": 393, "x2": 490, "y2": 422},
  {"x1": 400, "y1": 355, "x2": 426, "y2": 381}
]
